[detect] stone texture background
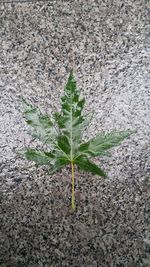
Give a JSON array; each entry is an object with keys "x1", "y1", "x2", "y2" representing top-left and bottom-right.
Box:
[{"x1": 0, "y1": 1, "x2": 150, "y2": 267}]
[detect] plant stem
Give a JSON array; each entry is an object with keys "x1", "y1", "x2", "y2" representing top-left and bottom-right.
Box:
[{"x1": 71, "y1": 161, "x2": 75, "y2": 210}]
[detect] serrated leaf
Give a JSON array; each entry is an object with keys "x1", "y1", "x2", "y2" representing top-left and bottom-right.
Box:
[
  {"x1": 54, "y1": 70, "x2": 85, "y2": 160},
  {"x1": 74, "y1": 156, "x2": 106, "y2": 177},
  {"x1": 22, "y1": 98, "x2": 57, "y2": 145},
  {"x1": 19, "y1": 71, "x2": 137, "y2": 210},
  {"x1": 78, "y1": 130, "x2": 136, "y2": 158},
  {"x1": 57, "y1": 135, "x2": 71, "y2": 155},
  {"x1": 48, "y1": 157, "x2": 70, "y2": 174},
  {"x1": 20, "y1": 75, "x2": 136, "y2": 171},
  {"x1": 17, "y1": 149, "x2": 55, "y2": 165}
]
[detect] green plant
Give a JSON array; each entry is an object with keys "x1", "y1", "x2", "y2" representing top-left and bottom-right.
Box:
[{"x1": 18, "y1": 70, "x2": 136, "y2": 210}]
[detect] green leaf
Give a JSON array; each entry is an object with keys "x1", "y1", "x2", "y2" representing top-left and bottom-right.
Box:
[
  {"x1": 57, "y1": 135, "x2": 71, "y2": 155},
  {"x1": 17, "y1": 149, "x2": 55, "y2": 165},
  {"x1": 22, "y1": 98, "x2": 57, "y2": 145},
  {"x1": 54, "y1": 70, "x2": 85, "y2": 160},
  {"x1": 48, "y1": 157, "x2": 70, "y2": 174},
  {"x1": 19, "y1": 71, "x2": 137, "y2": 210},
  {"x1": 78, "y1": 130, "x2": 136, "y2": 158},
  {"x1": 74, "y1": 156, "x2": 106, "y2": 177},
  {"x1": 20, "y1": 73, "x2": 136, "y2": 174}
]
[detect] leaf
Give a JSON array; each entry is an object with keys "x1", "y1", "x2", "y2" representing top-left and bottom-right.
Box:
[
  {"x1": 74, "y1": 156, "x2": 106, "y2": 177},
  {"x1": 17, "y1": 149, "x2": 55, "y2": 165},
  {"x1": 78, "y1": 130, "x2": 136, "y2": 158},
  {"x1": 17, "y1": 148, "x2": 70, "y2": 173},
  {"x1": 54, "y1": 70, "x2": 85, "y2": 160},
  {"x1": 22, "y1": 98, "x2": 57, "y2": 145},
  {"x1": 48, "y1": 157, "x2": 70, "y2": 174},
  {"x1": 57, "y1": 135, "x2": 71, "y2": 155},
  {"x1": 20, "y1": 73, "x2": 136, "y2": 172},
  {"x1": 20, "y1": 74, "x2": 136, "y2": 171},
  {"x1": 19, "y1": 71, "x2": 136, "y2": 210}
]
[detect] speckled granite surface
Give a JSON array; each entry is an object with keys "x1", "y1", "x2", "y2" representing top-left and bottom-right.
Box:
[{"x1": 0, "y1": 1, "x2": 150, "y2": 266}]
